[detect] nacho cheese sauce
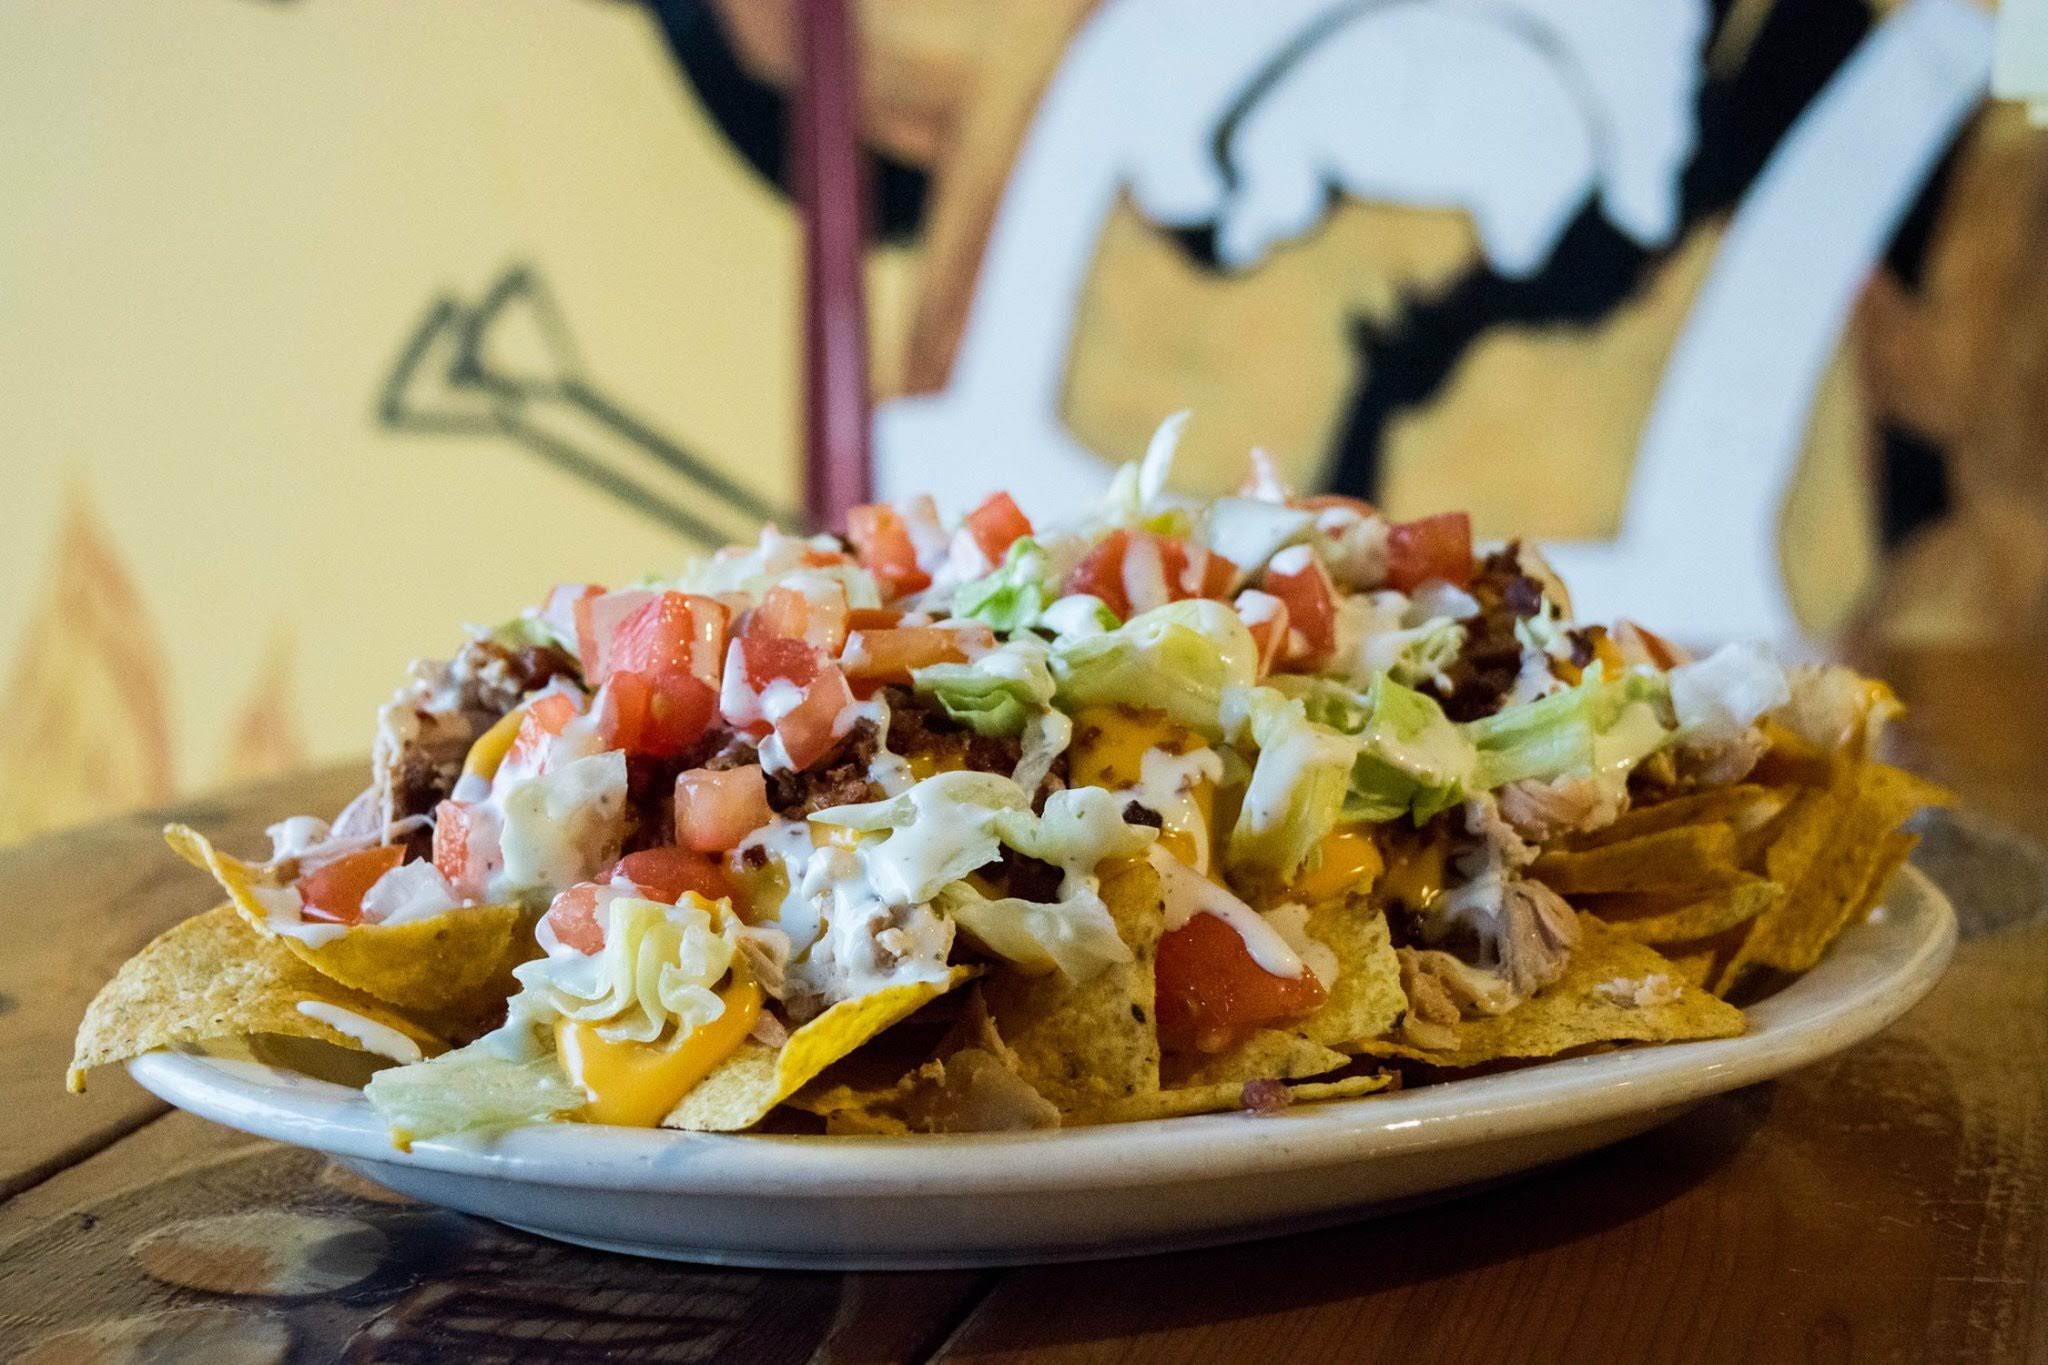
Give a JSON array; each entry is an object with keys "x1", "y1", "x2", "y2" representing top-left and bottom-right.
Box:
[{"x1": 294, "y1": 1001, "x2": 424, "y2": 1064}]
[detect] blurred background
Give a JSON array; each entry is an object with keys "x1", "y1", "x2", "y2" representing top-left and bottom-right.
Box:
[{"x1": 2, "y1": 0, "x2": 2043, "y2": 847}]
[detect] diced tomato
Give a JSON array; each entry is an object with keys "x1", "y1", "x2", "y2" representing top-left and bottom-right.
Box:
[
  {"x1": 542, "y1": 883, "x2": 606, "y2": 955},
  {"x1": 1385, "y1": 512, "x2": 1475, "y2": 593},
  {"x1": 1064, "y1": 530, "x2": 1236, "y2": 620},
  {"x1": 504, "y1": 691, "x2": 580, "y2": 772},
  {"x1": 838, "y1": 626, "x2": 986, "y2": 691},
  {"x1": 613, "y1": 846, "x2": 735, "y2": 905},
  {"x1": 738, "y1": 635, "x2": 823, "y2": 689},
  {"x1": 431, "y1": 800, "x2": 476, "y2": 897},
  {"x1": 295, "y1": 845, "x2": 405, "y2": 926},
  {"x1": 601, "y1": 670, "x2": 717, "y2": 757},
  {"x1": 846, "y1": 503, "x2": 931, "y2": 596},
  {"x1": 1236, "y1": 591, "x2": 1291, "y2": 679},
  {"x1": 846, "y1": 607, "x2": 905, "y2": 632},
  {"x1": 573, "y1": 588, "x2": 656, "y2": 682},
  {"x1": 1066, "y1": 529, "x2": 1136, "y2": 617},
  {"x1": 773, "y1": 664, "x2": 856, "y2": 771},
  {"x1": 1153, "y1": 911, "x2": 1329, "y2": 1054},
  {"x1": 674, "y1": 766, "x2": 773, "y2": 852},
  {"x1": 964, "y1": 492, "x2": 1033, "y2": 562},
  {"x1": 1261, "y1": 547, "x2": 1339, "y2": 664},
  {"x1": 608, "y1": 591, "x2": 729, "y2": 691},
  {"x1": 745, "y1": 581, "x2": 850, "y2": 654},
  {"x1": 723, "y1": 636, "x2": 856, "y2": 769}
]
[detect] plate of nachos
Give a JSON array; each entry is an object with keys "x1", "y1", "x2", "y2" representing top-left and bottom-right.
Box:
[{"x1": 74, "y1": 417, "x2": 1955, "y2": 1266}]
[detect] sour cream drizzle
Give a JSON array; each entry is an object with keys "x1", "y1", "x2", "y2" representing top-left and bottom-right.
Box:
[
  {"x1": 1147, "y1": 845, "x2": 1306, "y2": 979},
  {"x1": 294, "y1": 1001, "x2": 424, "y2": 1064}
]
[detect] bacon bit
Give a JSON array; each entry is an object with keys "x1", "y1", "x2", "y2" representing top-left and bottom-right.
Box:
[{"x1": 1239, "y1": 1079, "x2": 1293, "y2": 1116}]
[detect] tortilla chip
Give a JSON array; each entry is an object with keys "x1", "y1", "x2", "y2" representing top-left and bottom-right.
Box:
[
  {"x1": 1718, "y1": 759, "x2": 1948, "y2": 989},
  {"x1": 1353, "y1": 915, "x2": 1745, "y2": 1068},
  {"x1": 1533, "y1": 825, "x2": 1748, "y2": 896},
  {"x1": 1584, "y1": 880, "x2": 1783, "y2": 945},
  {"x1": 166, "y1": 824, "x2": 538, "y2": 1028},
  {"x1": 1567, "y1": 785, "x2": 1788, "y2": 850},
  {"x1": 663, "y1": 966, "x2": 978, "y2": 1131},
  {"x1": 70, "y1": 905, "x2": 445, "y2": 1090},
  {"x1": 795, "y1": 987, "x2": 1061, "y2": 1135},
  {"x1": 1167, "y1": 1031, "x2": 1348, "y2": 1088},
  {"x1": 1070, "y1": 1071, "x2": 1392, "y2": 1125},
  {"x1": 982, "y1": 856, "x2": 1165, "y2": 1112}
]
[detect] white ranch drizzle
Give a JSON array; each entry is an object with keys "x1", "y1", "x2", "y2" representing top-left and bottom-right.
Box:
[
  {"x1": 1147, "y1": 845, "x2": 1306, "y2": 979},
  {"x1": 294, "y1": 1001, "x2": 424, "y2": 1064}
]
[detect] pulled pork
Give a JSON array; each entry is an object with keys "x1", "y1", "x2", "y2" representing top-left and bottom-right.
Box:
[
  {"x1": 1495, "y1": 774, "x2": 1626, "y2": 843},
  {"x1": 371, "y1": 638, "x2": 578, "y2": 829},
  {"x1": 1393, "y1": 795, "x2": 1583, "y2": 1048}
]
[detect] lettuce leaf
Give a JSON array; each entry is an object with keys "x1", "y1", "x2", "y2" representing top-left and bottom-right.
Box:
[
  {"x1": 1050, "y1": 599, "x2": 1257, "y2": 736},
  {"x1": 954, "y1": 537, "x2": 1055, "y2": 634},
  {"x1": 1349, "y1": 676, "x2": 1477, "y2": 823},
  {"x1": 364, "y1": 1041, "x2": 585, "y2": 1143},
  {"x1": 912, "y1": 639, "x2": 1056, "y2": 738},
  {"x1": 1221, "y1": 687, "x2": 1357, "y2": 880},
  {"x1": 1464, "y1": 664, "x2": 1673, "y2": 791}
]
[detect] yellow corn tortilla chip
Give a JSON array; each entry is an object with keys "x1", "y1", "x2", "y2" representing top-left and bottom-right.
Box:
[
  {"x1": 1354, "y1": 915, "x2": 1745, "y2": 1068},
  {"x1": 795, "y1": 987, "x2": 1061, "y2": 1135},
  {"x1": 1167, "y1": 1032, "x2": 1348, "y2": 1088},
  {"x1": 1718, "y1": 759, "x2": 1949, "y2": 990},
  {"x1": 166, "y1": 824, "x2": 538, "y2": 1029},
  {"x1": 1566, "y1": 785, "x2": 1787, "y2": 850},
  {"x1": 982, "y1": 856, "x2": 1165, "y2": 1112},
  {"x1": 1533, "y1": 824, "x2": 1748, "y2": 896},
  {"x1": 70, "y1": 905, "x2": 445, "y2": 1090},
  {"x1": 662, "y1": 966, "x2": 978, "y2": 1132},
  {"x1": 1584, "y1": 880, "x2": 1784, "y2": 945},
  {"x1": 1070, "y1": 1071, "x2": 1393, "y2": 1125}
]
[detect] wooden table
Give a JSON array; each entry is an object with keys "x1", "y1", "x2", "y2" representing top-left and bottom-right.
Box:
[{"x1": 2, "y1": 645, "x2": 2043, "y2": 1364}]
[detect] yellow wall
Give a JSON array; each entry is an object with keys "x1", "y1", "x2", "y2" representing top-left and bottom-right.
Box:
[{"x1": 0, "y1": 1, "x2": 843, "y2": 836}]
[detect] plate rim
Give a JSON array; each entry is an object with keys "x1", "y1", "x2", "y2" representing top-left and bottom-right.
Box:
[{"x1": 128, "y1": 865, "x2": 1956, "y2": 1198}]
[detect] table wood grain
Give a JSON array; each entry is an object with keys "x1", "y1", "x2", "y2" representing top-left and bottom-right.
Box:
[{"x1": 2, "y1": 646, "x2": 2043, "y2": 1364}]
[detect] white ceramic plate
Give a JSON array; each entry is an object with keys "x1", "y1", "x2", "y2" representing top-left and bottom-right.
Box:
[{"x1": 129, "y1": 867, "x2": 1955, "y2": 1270}]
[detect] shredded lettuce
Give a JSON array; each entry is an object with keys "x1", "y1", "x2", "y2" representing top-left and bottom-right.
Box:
[
  {"x1": 992, "y1": 785, "x2": 1156, "y2": 871},
  {"x1": 481, "y1": 610, "x2": 577, "y2": 658},
  {"x1": 1050, "y1": 599, "x2": 1257, "y2": 736},
  {"x1": 1037, "y1": 593, "x2": 1119, "y2": 637},
  {"x1": 912, "y1": 639, "x2": 1056, "y2": 738},
  {"x1": 1220, "y1": 686, "x2": 1357, "y2": 881},
  {"x1": 811, "y1": 771, "x2": 1026, "y2": 905},
  {"x1": 939, "y1": 883, "x2": 1133, "y2": 980},
  {"x1": 954, "y1": 537, "x2": 1055, "y2": 634},
  {"x1": 1348, "y1": 676, "x2": 1477, "y2": 823},
  {"x1": 364, "y1": 1043, "x2": 585, "y2": 1142},
  {"x1": 1465, "y1": 665, "x2": 1673, "y2": 791}
]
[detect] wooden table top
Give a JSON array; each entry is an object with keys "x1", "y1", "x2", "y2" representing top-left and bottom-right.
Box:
[{"x1": 2, "y1": 643, "x2": 2044, "y2": 1364}]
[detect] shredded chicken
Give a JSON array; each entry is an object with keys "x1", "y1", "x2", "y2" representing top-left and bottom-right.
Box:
[
  {"x1": 370, "y1": 639, "x2": 577, "y2": 830},
  {"x1": 1397, "y1": 796, "x2": 1583, "y2": 1041},
  {"x1": 1634, "y1": 726, "x2": 1768, "y2": 797},
  {"x1": 1397, "y1": 946, "x2": 1518, "y2": 1049},
  {"x1": 1496, "y1": 774, "x2": 1626, "y2": 844}
]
